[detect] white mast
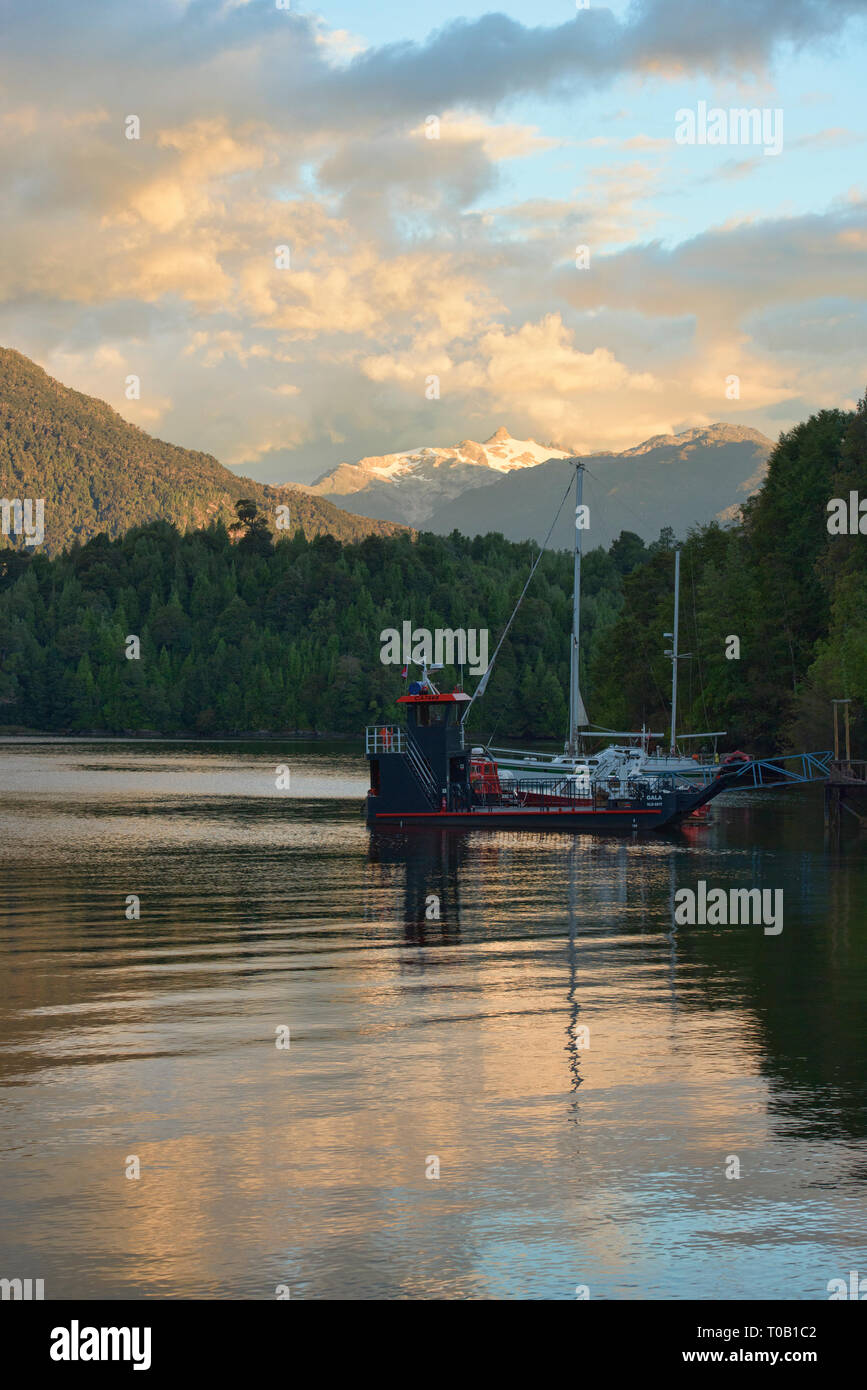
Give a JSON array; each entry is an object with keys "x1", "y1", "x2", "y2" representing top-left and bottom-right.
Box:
[
  {"x1": 567, "y1": 460, "x2": 588, "y2": 754},
  {"x1": 665, "y1": 548, "x2": 681, "y2": 755}
]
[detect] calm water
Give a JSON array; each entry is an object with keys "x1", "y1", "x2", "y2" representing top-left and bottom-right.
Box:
[{"x1": 1, "y1": 740, "x2": 866, "y2": 1301}]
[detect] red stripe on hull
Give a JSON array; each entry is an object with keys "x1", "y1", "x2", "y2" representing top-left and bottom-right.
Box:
[
  {"x1": 373, "y1": 808, "x2": 660, "y2": 818},
  {"x1": 369, "y1": 807, "x2": 665, "y2": 832}
]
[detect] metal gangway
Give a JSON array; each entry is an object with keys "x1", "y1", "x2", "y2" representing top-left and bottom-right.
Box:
[{"x1": 696, "y1": 751, "x2": 834, "y2": 789}]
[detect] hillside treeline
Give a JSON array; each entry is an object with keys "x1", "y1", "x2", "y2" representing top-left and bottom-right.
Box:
[
  {"x1": 0, "y1": 513, "x2": 643, "y2": 738},
  {"x1": 0, "y1": 394, "x2": 864, "y2": 749},
  {"x1": 591, "y1": 394, "x2": 867, "y2": 752}
]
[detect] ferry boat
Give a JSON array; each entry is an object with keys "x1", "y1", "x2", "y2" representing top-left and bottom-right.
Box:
[
  {"x1": 363, "y1": 457, "x2": 743, "y2": 830},
  {"x1": 364, "y1": 683, "x2": 739, "y2": 833}
]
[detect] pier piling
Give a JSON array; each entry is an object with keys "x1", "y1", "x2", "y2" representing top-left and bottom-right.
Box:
[{"x1": 825, "y1": 761, "x2": 867, "y2": 838}]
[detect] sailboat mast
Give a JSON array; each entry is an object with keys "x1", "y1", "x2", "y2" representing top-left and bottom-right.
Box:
[
  {"x1": 669, "y1": 548, "x2": 681, "y2": 755},
  {"x1": 567, "y1": 460, "x2": 585, "y2": 755}
]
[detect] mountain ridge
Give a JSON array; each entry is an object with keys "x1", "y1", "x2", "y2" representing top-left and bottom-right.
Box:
[
  {"x1": 423, "y1": 426, "x2": 774, "y2": 549},
  {"x1": 0, "y1": 347, "x2": 408, "y2": 556},
  {"x1": 305, "y1": 420, "x2": 775, "y2": 535},
  {"x1": 0, "y1": 345, "x2": 776, "y2": 556}
]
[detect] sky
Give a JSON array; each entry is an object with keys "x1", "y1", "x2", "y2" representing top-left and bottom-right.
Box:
[{"x1": 0, "y1": 0, "x2": 865, "y2": 484}]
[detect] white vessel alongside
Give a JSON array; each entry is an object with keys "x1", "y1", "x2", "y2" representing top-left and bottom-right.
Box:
[
  {"x1": 489, "y1": 738, "x2": 719, "y2": 783},
  {"x1": 475, "y1": 459, "x2": 727, "y2": 785}
]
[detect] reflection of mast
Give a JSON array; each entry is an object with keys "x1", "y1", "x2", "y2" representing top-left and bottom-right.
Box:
[
  {"x1": 666, "y1": 850, "x2": 679, "y2": 1007},
  {"x1": 565, "y1": 839, "x2": 584, "y2": 1102},
  {"x1": 566, "y1": 461, "x2": 588, "y2": 755}
]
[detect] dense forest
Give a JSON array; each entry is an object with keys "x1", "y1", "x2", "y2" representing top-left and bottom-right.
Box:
[
  {"x1": 0, "y1": 511, "x2": 638, "y2": 739},
  {"x1": 592, "y1": 394, "x2": 867, "y2": 752},
  {"x1": 0, "y1": 395, "x2": 865, "y2": 750}
]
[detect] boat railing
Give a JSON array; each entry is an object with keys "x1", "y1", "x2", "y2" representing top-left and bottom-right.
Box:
[
  {"x1": 490, "y1": 776, "x2": 672, "y2": 810},
  {"x1": 489, "y1": 746, "x2": 567, "y2": 764},
  {"x1": 365, "y1": 724, "x2": 405, "y2": 754},
  {"x1": 643, "y1": 749, "x2": 720, "y2": 766},
  {"x1": 514, "y1": 779, "x2": 585, "y2": 804},
  {"x1": 490, "y1": 745, "x2": 718, "y2": 772}
]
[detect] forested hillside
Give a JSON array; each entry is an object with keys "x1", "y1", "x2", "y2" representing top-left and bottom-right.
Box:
[
  {"x1": 0, "y1": 394, "x2": 864, "y2": 748},
  {"x1": 589, "y1": 395, "x2": 867, "y2": 752},
  {"x1": 0, "y1": 348, "x2": 406, "y2": 553}
]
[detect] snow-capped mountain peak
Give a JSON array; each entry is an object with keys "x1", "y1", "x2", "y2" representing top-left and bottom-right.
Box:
[{"x1": 306, "y1": 428, "x2": 569, "y2": 525}]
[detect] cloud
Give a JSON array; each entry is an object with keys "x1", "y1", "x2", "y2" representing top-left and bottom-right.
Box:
[
  {"x1": 0, "y1": 2, "x2": 865, "y2": 482},
  {"x1": 704, "y1": 124, "x2": 865, "y2": 182},
  {"x1": 313, "y1": 26, "x2": 369, "y2": 64},
  {"x1": 413, "y1": 113, "x2": 564, "y2": 160},
  {"x1": 3, "y1": 2, "x2": 866, "y2": 134}
]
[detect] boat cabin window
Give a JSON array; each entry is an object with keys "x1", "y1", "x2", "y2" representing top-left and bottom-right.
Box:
[{"x1": 415, "y1": 703, "x2": 449, "y2": 727}]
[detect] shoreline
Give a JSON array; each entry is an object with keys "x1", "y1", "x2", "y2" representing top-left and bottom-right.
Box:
[{"x1": 0, "y1": 732, "x2": 353, "y2": 744}]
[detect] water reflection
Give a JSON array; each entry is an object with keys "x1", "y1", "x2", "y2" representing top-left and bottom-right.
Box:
[{"x1": 0, "y1": 742, "x2": 866, "y2": 1298}]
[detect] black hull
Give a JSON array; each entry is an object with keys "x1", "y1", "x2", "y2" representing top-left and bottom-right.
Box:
[
  {"x1": 364, "y1": 712, "x2": 739, "y2": 835},
  {"x1": 368, "y1": 805, "x2": 679, "y2": 833}
]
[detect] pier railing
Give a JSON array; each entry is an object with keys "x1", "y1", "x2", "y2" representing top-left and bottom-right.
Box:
[{"x1": 829, "y1": 760, "x2": 867, "y2": 783}]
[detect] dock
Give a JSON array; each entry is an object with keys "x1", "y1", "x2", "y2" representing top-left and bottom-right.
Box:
[{"x1": 825, "y1": 761, "x2": 867, "y2": 835}]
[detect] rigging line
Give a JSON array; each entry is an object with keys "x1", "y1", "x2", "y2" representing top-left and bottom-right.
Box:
[
  {"x1": 621, "y1": 577, "x2": 671, "y2": 715},
  {"x1": 578, "y1": 467, "x2": 621, "y2": 559},
  {"x1": 461, "y1": 470, "x2": 576, "y2": 725},
  {"x1": 641, "y1": 626, "x2": 671, "y2": 712},
  {"x1": 484, "y1": 717, "x2": 502, "y2": 748}
]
